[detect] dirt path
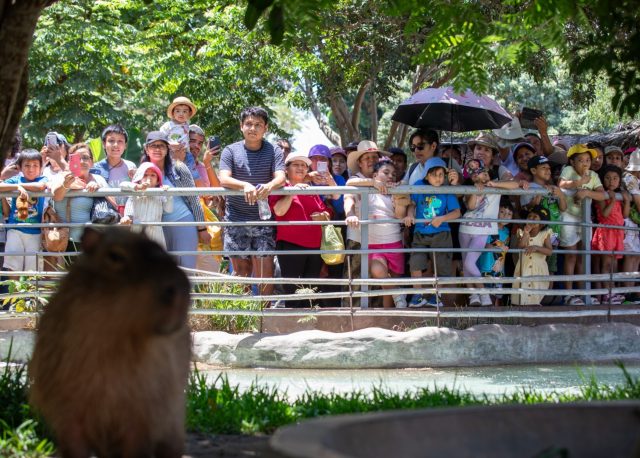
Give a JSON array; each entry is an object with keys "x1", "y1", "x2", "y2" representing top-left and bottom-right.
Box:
[{"x1": 185, "y1": 433, "x2": 285, "y2": 457}]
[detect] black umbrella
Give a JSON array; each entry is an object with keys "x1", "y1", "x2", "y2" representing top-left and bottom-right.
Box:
[{"x1": 392, "y1": 86, "x2": 512, "y2": 132}]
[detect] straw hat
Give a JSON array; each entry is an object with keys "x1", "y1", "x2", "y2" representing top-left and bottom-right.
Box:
[
  {"x1": 347, "y1": 140, "x2": 390, "y2": 174},
  {"x1": 625, "y1": 149, "x2": 640, "y2": 172},
  {"x1": 167, "y1": 96, "x2": 197, "y2": 118},
  {"x1": 467, "y1": 133, "x2": 500, "y2": 155}
]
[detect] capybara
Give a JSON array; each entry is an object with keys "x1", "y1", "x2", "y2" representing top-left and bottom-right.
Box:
[{"x1": 29, "y1": 227, "x2": 191, "y2": 458}]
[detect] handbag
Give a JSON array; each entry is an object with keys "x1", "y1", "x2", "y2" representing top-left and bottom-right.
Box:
[
  {"x1": 320, "y1": 224, "x2": 345, "y2": 265},
  {"x1": 90, "y1": 196, "x2": 120, "y2": 225},
  {"x1": 41, "y1": 200, "x2": 70, "y2": 253}
]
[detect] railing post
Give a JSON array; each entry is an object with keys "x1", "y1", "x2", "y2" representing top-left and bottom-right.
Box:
[
  {"x1": 582, "y1": 198, "x2": 592, "y2": 305},
  {"x1": 360, "y1": 189, "x2": 370, "y2": 309}
]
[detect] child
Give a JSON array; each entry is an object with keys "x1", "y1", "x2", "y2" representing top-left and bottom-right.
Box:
[
  {"x1": 591, "y1": 165, "x2": 630, "y2": 304},
  {"x1": 476, "y1": 197, "x2": 513, "y2": 306},
  {"x1": 160, "y1": 96, "x2": 200, "y2": 181},
  {"x1": 622, "y1": 149, "x2": 640, "y2": 302},
  {"x1": 403, "y1": 157, "x2": 461, "y2": 307},
  {"x1": 604, "y1": 146, "x2": 624, "y2": 170},
  {"x1": 120, "y1": 163, "x2": 173, "y2": 249},
  {"x1": 0, "y1": 150, "x2": 48, "y2": 271},
  {"x1": 521, "y1": 155, "x2": 567, "y2": 276},
  {"x1": 511, "y1": 206, "x2": 553, "y2": 305},
  {"x1": 558, "y1": 144, "x2": 606, "y2": 305},
  {"x1": 459, "y1": 159, "x2": 528, "y2": 306},
  {"x1": 346, "y1": 159, "x2": 406, "y2": 308}
]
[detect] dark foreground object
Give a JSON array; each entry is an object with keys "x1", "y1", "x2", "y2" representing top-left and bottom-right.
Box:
[
  {"x1": 29, "y1": 228, "x2": 192, "y2": 457},
  {"x1": 271, "y1": 402, "x2": 640, "y2": 458}
]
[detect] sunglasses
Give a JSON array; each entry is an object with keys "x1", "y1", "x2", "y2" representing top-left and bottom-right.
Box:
[{"x1": 409, "y1": 143, "x2": 426, "y2": 152}]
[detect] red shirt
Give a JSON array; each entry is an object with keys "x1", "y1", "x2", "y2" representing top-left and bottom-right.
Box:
[{"x1": 268, "y1": 190, "x2": 328, "y2": 248}]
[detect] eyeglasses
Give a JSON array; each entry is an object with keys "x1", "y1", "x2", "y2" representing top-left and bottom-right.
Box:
[
  {"x1": 409, "y1": 143, "x2": 426, "y2": 152},
  {"x1": 79, "y1": 155, "x2": 93, "y2": 162}
]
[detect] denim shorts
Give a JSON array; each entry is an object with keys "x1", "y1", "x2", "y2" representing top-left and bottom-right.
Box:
[{"x1": 223, "y1": 224, "x2": 275, "y2": 259}]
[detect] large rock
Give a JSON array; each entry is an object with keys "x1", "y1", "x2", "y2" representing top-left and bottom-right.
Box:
[
  {"x1": 0, "y1": 330, "x2": 35, "y2": 363},
  {"x1": 192, "y1": 323, "x2": 640, "y2": 368},
  {"x1": 4, "y1": 324, "x2": 640, "y2": 368}
]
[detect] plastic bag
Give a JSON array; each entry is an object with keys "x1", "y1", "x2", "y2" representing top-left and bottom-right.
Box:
[{"x1": 320, "y1": 225, "x2": 345, "y2": 265}]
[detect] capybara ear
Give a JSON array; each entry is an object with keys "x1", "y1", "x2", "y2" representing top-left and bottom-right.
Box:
[{"x1": 80, "y1": 227, "x2": 104, "y2": 254}]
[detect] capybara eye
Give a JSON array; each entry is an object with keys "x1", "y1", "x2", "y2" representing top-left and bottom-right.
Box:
[{"x1": 106, "y1": 247, "x2": 127, "y2": 266}]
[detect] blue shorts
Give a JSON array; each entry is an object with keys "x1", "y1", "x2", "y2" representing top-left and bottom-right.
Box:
[{"x1": 223, "y1": 224, "x2": 275, "y2": 259}]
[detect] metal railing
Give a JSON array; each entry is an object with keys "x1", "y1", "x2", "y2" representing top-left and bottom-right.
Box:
[{"x1": 0, "y1": 185, "x2": 638, "y2": 320}]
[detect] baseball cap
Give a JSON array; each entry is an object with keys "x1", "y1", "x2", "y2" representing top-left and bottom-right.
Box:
[
  {"x1": 527, "y1": 155, "x2": 550, "y2": 171},
  {"x1": 144, "y1": 131, "x2": 169, "y2": 145},
  {"x1": 567, "y1": 144, "x2": 598, "y2": 160},
  {"x1": 425, "y1": 157, "x2": 447, "y2": 174}
]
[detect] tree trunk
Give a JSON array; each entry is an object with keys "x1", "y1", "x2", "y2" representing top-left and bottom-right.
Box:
[
  {"x1": 0, "y1": 1, "x2": 52, "y2": 160},
  {"x1": 369, "y1": 90, "x2": 378, "y2": 144},
  {"x1": 302, "y1": 79, "x2": 342, "y2": 146}
]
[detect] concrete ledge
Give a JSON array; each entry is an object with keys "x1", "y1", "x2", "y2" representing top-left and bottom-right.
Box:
[
  {"x1": 4, "y1": 323, "x2": 640, "y2": 368},
  {"x1": 192, "y1": 323, "x2": 640, "y2": 368},
  {"x1": 271, "y1": 401, "x2": 640, "y2": 458}
]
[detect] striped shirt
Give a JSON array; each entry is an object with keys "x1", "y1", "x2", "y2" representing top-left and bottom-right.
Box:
[{"x1": 219, "y1": 140, "x2": 285, "y2": 222}]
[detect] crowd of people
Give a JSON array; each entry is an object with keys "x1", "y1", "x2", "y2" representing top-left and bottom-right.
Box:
[{"x1": 1, "y1": 98, "x2": 639, "y2": 309}]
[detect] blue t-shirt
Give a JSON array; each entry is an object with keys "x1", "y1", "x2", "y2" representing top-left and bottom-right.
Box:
[
  {"x1": 219, "y1": 140, "x2": 285, "y2": 222},
  {"x1": 477, "y1": 226, "x2": 510, "y2": 275},
  {"x1": 410, "y1": 179, "x2": 460, "y2": 235},
  {"x1": 5, "y1": 175, "x2": 48, "y2": 235},
  {"x1": 161, "y1": 178, "x2": 193, "y2": 222}
]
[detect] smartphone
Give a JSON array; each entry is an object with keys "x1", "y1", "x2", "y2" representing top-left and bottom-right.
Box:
[
  {"x1": 208, "y1": 136, "x2": 221, "y2": 150},
  {"x1": 317, "y1": 161, "x2": 329, "y2": 174},
  {"x1": 520, "y1": 106, "x2": 544, "y2": 129},
  {"x1": 45, "y1": 132, "x2": 58, "y2": 147},
  {"x1": 69, "y1": 153, "x2": 82, "y2": 177}
]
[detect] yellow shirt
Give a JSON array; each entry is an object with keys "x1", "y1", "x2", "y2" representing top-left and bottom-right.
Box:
[{"x1": 560, "y1": 166, "x2": 602, "y2": 217}]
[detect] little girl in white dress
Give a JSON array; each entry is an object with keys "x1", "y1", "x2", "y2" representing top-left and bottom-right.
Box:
[{"x1": 120, "y1": 163, "x2": 173, "y2": 249}]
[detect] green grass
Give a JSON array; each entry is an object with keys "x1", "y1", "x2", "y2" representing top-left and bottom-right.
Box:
[{"x1": 2, "y1": 358, "x2": 639, "y2": 454}]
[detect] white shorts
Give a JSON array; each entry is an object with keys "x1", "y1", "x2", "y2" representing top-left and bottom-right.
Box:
[
  {"x1": 624, "y1": 218, "x2": 640, "y2": 252},
  {"x1": 3, "y1": 229, "x2": 42, "y2": 272},
  {"x1": 559, "y1": 213, "x2": 581, "y2": 247}
]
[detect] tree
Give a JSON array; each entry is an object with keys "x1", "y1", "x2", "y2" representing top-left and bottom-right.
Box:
[{"x1": 0, "y1": 0, "x2": 55, "y2": 159}]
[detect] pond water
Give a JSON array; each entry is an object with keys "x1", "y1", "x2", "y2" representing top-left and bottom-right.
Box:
[{"x1": 202, "y1": 364, "x2": 640, "y2": 400}]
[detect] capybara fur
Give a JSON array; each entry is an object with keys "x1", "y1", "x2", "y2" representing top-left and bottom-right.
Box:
[{"x1": 29, "y1": 227, "x2": 191, "y2": 458}]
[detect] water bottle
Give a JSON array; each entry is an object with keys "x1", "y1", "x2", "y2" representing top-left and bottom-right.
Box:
[
  {"x1": 255, "y1": 184, "x2": 272, "y2": 220},
  {"x1": 257, "y1": 199, "x2": 271, "y2": 220}
]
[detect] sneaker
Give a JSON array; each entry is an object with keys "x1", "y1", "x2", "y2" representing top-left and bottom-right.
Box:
[
  {"x1": 424, "y1": 295, "x2": 443, "y2": 308},
  {"x1": 271, "y1": 300, "x2": 285, "y2": 308},
  {"x1": 468, "y1": 294, "x2": 481, "y2": 306},
  {"x1": 603, "y1": 294, "x2": 623, "y2": 305},
  {"x1": 612, "y1": 294, "x2": 626, "y2": 303},
  {"x1": 393, "y1": 294, "x2": 408, "y2": 308},
  {"x1": 564, "y1": 296, "x2": 585, "y2": 306},
  {"x1": 480, "y1": 294, "x2": 493, "y2": 307},
  {"x1": 590, "y1": 297, "x2": 600, "y2": 305},
  {"x1": 408, "y1": 295, "x2": 427, "y2": 308}
]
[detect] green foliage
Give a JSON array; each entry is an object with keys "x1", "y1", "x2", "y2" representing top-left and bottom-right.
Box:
[
  {"x1": 25, "y1": 0, "x2": 295, "y2": 152},
  {"x1": 192, "y1": 281, "x2": 261, "y2": 333},
  {"x1": 0, "y1": 277, "x2": 50, "y2": 314},
  {"x1": 187, "y1": 371, "x2": 293, "y2": 434},
  {"x1": 0, "y1": 420, "x2": 55, "y2": 458}
]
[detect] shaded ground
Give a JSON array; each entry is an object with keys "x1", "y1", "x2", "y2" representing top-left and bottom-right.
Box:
[{"x1": 185, "y1": 433, "x2": 284, "y2": 457}]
